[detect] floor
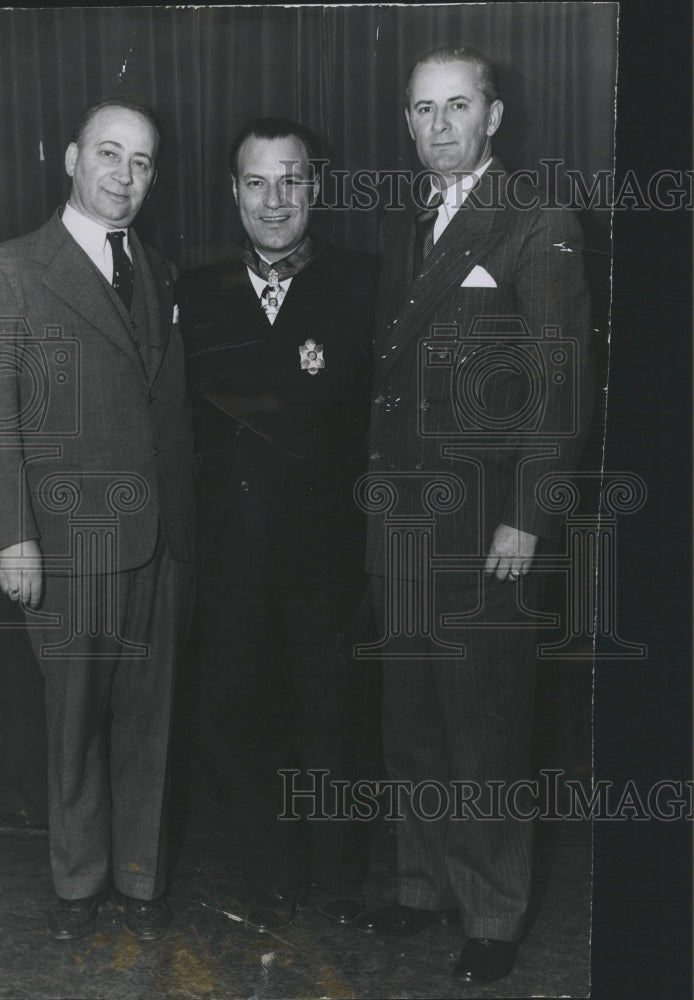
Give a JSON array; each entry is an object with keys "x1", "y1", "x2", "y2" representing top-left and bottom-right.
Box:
[{"x1": 0, "y1": 798, "x2": 591, "y2": 1000}]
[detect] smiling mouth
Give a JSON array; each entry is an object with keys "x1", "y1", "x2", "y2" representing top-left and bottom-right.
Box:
[
  {"x1": 260, "y1": 215, "x2": 291, "y2": 223},
  {"x1": 104, "y1": 190, "x2": 129, "y2": 200}
]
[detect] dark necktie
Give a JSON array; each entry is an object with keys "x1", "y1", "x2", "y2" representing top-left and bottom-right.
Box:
[
  {"x1": 413, "y1": 192, "x2": 444, "y2": 279},
  {"x1": 106, "y1": 230, "x2": 134, "y2": 311}
]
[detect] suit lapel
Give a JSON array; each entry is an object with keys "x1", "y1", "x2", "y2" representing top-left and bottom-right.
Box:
[
  {"x1": 38, "y1": 213, "x2": 144, "y2": 373},
  {"x1": 375, "y1": 166, "x2": 507, "y2": 387},
  {"x1": 134, "y1": 234, "x2": 173, "y2": 388}
]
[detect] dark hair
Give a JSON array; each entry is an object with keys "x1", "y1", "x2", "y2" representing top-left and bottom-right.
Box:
[
  {"x1": 229, "y1": 116, "x2": 323, "y2": 177},
  {"x1": 72, "y1": 97, "x2": 163, "y2": 161},
  {"x1": 405, "y1": 46, "x2": 500, "y2": 107}
]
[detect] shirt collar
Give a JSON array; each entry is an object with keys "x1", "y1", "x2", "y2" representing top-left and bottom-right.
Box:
[
  {"x1": 62, "y1": 201, "x2": 131, "y2": 257},
  {"x1": 247, "y1": 267, "x2": 292, "y2": 297},
  {"x1": 246, "y1": 249, "x2": 293, "y2": 293},
  {"x1": 430, "y1": 156, "x2": 493, "y2": 210}
]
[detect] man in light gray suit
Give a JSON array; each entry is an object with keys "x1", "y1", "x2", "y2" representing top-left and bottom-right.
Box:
[
  {"x1": 0, "y1": 98, "x2": 195, "y2": 941},
  {"x1": 355, "y1": 47, "x2": 593, "y2": 984}
]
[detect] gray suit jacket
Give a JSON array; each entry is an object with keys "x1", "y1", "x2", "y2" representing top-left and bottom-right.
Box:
[
  {"x1": 365, "y1": 160, "x2": 594, "y2": 577},
  {"x1": 0, "y1": 210, "x2": 195, "y2": 571}
]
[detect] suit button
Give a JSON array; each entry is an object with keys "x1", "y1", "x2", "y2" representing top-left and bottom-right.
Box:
[
  {"x1": 240, "y1": 480, "x2": 249, "y2": 492},
  {"x1": 234, "y1": 425, "x2": 243, "y2": 436},
  {"x1": 153, "y1": 447, "x2": 160, "y2": 457},
  {"x1": 305, "y1": 480, "x2": 314, "y2": 494}
]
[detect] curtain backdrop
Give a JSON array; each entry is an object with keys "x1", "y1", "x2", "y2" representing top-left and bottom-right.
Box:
[
  {"x1": 0, "y1": 4, "x2": 617, "y2": 264},
  {"x1": 0, "y1": 3, "x2": 617, "y2": 824}
]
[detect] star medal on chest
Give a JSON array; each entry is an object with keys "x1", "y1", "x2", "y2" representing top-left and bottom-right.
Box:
[{"x1": 299, "y1": 338, "x2": 325, "y2": 375}]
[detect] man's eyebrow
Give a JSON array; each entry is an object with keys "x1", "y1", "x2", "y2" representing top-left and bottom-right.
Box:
[
  {"x1": 97, "y1": 139, "x2": 153, "y2": 160},
  {"x1": 413, "y1": 94, "x2": 471, "y2": 106}
]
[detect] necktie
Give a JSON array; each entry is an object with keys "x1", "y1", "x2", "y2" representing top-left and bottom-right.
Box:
[
  {"x1": 106, "y1": 231, "x2": 134, "y2": 311},
  {"x1": 413, "y1": 192, "x2": 444, "y2": 278}
]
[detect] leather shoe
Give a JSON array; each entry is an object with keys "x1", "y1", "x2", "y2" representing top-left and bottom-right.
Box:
[
  {"x1": 356, "y1": 902, "x2": 459, "y2": 937},
  {"x1": 47, "y1": 893, "x2": 103, "y2": 940},
  {"x1": 117, "y1": 891, "x2": 171, "y2": 941},
  {"x1": 453, "y1": 938, "x2": 518, "y2": 983},
  {"x1": 317, "y1": 894, "x2": 365, "y2": 924},
  {"x1": 244, "y1": 884, "x2": 310, "y2": 932}
]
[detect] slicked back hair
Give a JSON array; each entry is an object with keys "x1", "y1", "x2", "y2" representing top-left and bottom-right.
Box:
[
  {"x1": 405, "y1": 46, "x2": 500, "y2": 108},
  {"x1": 229, "y1": 116, "x2": 323, "y2": 177}
]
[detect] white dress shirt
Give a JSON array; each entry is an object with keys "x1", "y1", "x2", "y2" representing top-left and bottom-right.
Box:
[
  {"x1": 61, "y1": 201, "x2": 132, "y2": 283},
  {"x1": 247, "y1": 256, "x2": 293, "y2": 325},
  {"x1": 432, "y1": 157, "x2": 493, "y2": 244}
]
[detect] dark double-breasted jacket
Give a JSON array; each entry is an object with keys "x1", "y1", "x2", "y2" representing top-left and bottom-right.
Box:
[{"x1": 177, "y1": 243, "x2": 377, "y2": 588}]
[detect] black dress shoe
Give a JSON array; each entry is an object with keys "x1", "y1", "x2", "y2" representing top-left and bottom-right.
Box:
[
  {"x1": 452, "y1": 938, "x2": 519, "y2": 983},
  {"x1": 47, "y1": 893, "x2": 103, "y2": 940},
  {"x1": 117, "y1": 892, "x2": 171, "y2": 941},
  {"x1": 244, "y1": 884, "x2": 310, "y2": 933},
  {"x1": 317, "y1": 894, "x2": 365, "y2": 924},
  {"x1": 355, "y1": 902, "x2": 460, "y2": 937}
]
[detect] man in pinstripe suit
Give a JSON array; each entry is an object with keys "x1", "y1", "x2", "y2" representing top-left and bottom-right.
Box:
[{"x1": 355, "y1": 47, "x2": 592, "y2": 984}]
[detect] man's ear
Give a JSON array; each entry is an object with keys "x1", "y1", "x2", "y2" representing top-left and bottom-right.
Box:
[
  {"x1": 145, "y1": 169, "x2": 158, "y2": 200},
  {"x1": 405, "y1": 106, "x2": 415, "y2": 142},
  {"x1": 231, "y1": 175, "x2": 239, "y2": 205},
  {"x1": 65, "y1": 142, "x2": 78, "y2": 178},
  {"x1": 486, "y1": 99, "x2": 504, "y2": 138}
]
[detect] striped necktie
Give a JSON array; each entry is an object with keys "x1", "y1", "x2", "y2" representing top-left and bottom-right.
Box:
[{"x1": 413, "y1": 191, "x2": 444, "y2": 278}]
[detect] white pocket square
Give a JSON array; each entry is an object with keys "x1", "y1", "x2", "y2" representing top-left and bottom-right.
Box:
[
  {"x1": 461, "y1": 265, "x2": 497, "y2": 288},
  {"x1": 172, "y1": 304, "x2": 180, "y2": 324}
]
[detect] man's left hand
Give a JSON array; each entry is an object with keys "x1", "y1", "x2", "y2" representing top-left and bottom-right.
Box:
[{"x1": 484, "y1": 523, "x2": 538, "y2": 581}]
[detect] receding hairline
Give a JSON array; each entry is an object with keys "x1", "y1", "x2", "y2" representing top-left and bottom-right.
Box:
[{"x1": 73, "y1": 99, "x2": 162, "y2": 160}]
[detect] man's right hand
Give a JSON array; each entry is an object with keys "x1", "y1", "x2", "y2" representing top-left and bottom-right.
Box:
[{"x1": 0, "y1": 540, "x2": 43, "y2": 608}]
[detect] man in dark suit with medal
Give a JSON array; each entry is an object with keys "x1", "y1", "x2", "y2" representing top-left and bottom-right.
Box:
[
  {"x1": 354, "y1": 48, "x2": 593, "y2": 984},
  {"x1": 178, "y1": 118, "x2": 378, "y2": 931},
  {"x1": 0, "y1": 98, "x2": 195, "y2": 941}
]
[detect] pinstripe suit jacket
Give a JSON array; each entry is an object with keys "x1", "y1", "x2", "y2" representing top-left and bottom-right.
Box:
[{"x1": 364, "y1": 160, "x2": 593, "y2": 578}]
